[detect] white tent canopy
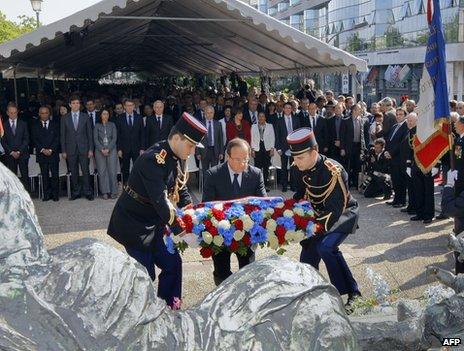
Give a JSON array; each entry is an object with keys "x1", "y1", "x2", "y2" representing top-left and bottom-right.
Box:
[{"x1": 0, "y1": 0, "x2": 367, "y2": 78}]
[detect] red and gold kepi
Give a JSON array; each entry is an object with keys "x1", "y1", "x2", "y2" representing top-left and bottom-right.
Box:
[
  {"x1": 175, "y1": 112, "x2": 208, "y2": 148},
  {"x1": 287, "y1": 128, "x2": 317, "y2": 155}
]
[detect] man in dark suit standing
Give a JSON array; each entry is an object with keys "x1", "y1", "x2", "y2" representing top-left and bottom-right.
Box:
[
  {"x1": 385, "y1": 108, "x2": 409, "y2": 207},
  {"x1": 146, "y1": 100, "x2": 174, "y2": 147},
  {"x1": 32, "y1": 106, "x2": 60, "y2": 201},
  {"x1": 61, "y1": 96, "x2": 94, "y2": 200},
  {"x1": 202, "y1": 138, "x2": 266, "y2": 286},
  {"x1": 376, "y1": 97, "x2": 397, "y2": 139},
  {"x1": 117, "y1": 99, "x2": 145, "y2": 185},
  {"x1": 1, "y1": 103, "x2": 30, "y2": 191},
  {"x1": 243, "y1": 98, "x2": 259, "y2": 125},
  {"x1": 275, "y1": 102, "x2": 300, "y2": 192},
  {"x1": 327, "y1": 103, "x2": 352, "y2": 170},
  {"x1": 197, "y1": 105, "x2": 224, "y2": 176},
  {"x1": 85, "y1": 98, "x2": 101, "y2": 128},
  {"x1": 194, "y1": 99, "x2": 207, "y2": 124},
  {"x1": 299, "y1": 101, "x2": 329, "y2": 155}
]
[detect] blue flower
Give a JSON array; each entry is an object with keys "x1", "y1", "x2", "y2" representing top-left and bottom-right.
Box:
[
  {"x1": 250, "y1": 224, "x2": 267, "y2": 244},
  {"x1": 225, "y1": 205, "x2": 245, "y2": 219},
  {"x1": 222, "y1": 227, "x2": 235, "y2": 246},
  {"x1": 276, "y1": 217, "x2": 296, "y2": 231},
  {"x1": 192, "y1": 223, "x2": 205, "y2": 236},
  {"x1": 248, "y1": 198, "x2": 263, "y2": 206},
  {"x1": 306, "y1": 221, "x2": 315, "y2": 238},
  {"x1": 250, "y1": 210, "x2": 264, "y2": 224},
  {"x1": 165, "y1": 235, "x2": 176, "y2": 254},
  {"x1": 194, "y1": 209, "x2": 208, "y2": 222}
]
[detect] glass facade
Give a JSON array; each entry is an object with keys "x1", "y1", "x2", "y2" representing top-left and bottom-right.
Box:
[{"x1": 259, "y1": 0, "x2": 462, "y2": 53}]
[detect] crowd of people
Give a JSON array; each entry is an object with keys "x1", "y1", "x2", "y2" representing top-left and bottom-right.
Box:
[{"x1": 0, "y1": 80, "x2": 454, "y2": 223}]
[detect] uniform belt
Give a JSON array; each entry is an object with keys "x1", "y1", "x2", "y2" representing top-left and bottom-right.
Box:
[{"x1": 124, "y1": 185, "x2": 153, "y2": 205}]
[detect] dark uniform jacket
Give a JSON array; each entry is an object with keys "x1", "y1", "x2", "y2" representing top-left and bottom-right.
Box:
[
  {"x1": 31, "y1": 119, "x2": 60, "y2": 163},
  {"x1": 293, "y1": 155, "x2": 359, "y2": 235},
  {"x1": 107, "y1": 141, "x2": 191, "y2": 251},
  {"x1": 366, "y1": 149, "x2": 390, "y2": 174},
  {"x1": 1, "y1": 118, "x2": 30, "y2": 159}
]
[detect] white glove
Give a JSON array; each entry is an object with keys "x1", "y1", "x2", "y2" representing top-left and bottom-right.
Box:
[
  {"x1": 406, "y1": 167, "x2": 411, "y2": 177},
  {"x1": 447, "y1": 169, "x2": 458, "y2": 187},
  {"x1": 431, "y1": 167, "x2": 439, "y2": 177}
]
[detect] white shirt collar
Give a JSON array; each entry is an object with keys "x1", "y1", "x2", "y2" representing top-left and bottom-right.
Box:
[{"x1": 227, "y1": 163, "x2": 242, "y2": 185}]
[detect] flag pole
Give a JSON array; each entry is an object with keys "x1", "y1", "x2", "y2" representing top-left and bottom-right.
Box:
[{"x1": 448, "y1": 118, "x2": 455, "y2": 170}]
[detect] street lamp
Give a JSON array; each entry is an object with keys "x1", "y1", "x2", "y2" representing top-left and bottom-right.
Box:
[{"x1": 30, "y1": 0, "x2": 43, "y2": 28}]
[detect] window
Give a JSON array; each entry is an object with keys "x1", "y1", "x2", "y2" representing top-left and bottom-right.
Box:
[
  {"x1": 401, "y1": 3, "x2": 412, "y2": 19},
  {"x1": 290, "y1": 0, "x2": 301, "y2": 6},
  {"x1": 417, "y1": 0, "x2": 426, "y2": 15}
]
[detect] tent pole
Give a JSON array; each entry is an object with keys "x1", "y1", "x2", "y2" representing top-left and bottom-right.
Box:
[{"x1": 13, "y1": 66, "x2": 18, "y2": 105}]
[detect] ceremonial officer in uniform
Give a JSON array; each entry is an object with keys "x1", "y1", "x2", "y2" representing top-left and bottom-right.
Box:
[
  {"x1": 289, "y1": 128, "x2": 361, "y2": 311},
  {"x1": 441, "y1": 116, "x2": 464, "y2": 274},
  {"x1": 107, "y1": 112, "x2": 207, "y2": 309}
]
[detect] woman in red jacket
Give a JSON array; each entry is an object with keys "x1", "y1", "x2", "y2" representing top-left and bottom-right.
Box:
[{"x1": 226, "y1": 109, "x2": 251, "y2": 145}]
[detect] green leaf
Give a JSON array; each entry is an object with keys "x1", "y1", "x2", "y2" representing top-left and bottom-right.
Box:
[{"x1": 276, "y1": 248, "x2": 287, "y2": 255}]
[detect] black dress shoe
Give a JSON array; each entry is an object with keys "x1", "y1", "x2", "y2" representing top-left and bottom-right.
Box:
[
  {"x1": 345, "y1": 291, "x2": 362, "y2": 314},
  {"x1": 423, "y1": 218, "x2": 433, "y2": 224},
  {"x1": 42, "y1": 196, "x2": 50, "y2": 202},
  {"x1": 86, "y1": 195, "x2": 94, "y2": 201},
  {"x1": 400, "y1": 208, "x2": 416, "y2": 214},
  {"x1": 70, "y1": 194, "x2": 80, "y2": 201},
  {"x1": 52, "y1": 197, "x2": 59, "y2": 202},
  {"x1": 386, "y1": 201, "x2": 395, "y2": 205},
  {"x1": 435, "y1": 213, "x2": 449, "y2": 220},
  {"x1": 383, "y1": 194, "x2": 391, "y2": 200},
  {"x1": 410, "y1": 215, "x2": 423, "y2": 221},
  {"x1": 392, "y1": 203, "x2": 405, "y2": 208}
]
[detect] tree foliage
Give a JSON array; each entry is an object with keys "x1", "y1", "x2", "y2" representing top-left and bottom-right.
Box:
[{"x1": 0, "y1": 11, "x2": 38, "y2": 44}]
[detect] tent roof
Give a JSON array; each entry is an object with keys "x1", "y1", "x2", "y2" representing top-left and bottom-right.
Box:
[{"x1": 0, "y1": 0, "x2": 367, "y2": 78}]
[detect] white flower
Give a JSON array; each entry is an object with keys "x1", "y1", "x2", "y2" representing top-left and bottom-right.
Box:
[
  {"x1": 172, "y1": 235, "x2": 182, "y2": 244},
  {"x1": 265, "y1": 208, "x2": 275, "y2": 216},
  {"x1": 275, "y1": 202, "x2": 285, "y2": 209},
  {"x1": 213, "y1": 235, "x2": 224, "y2": 246},
  {"x1": 183, "y1": 233, "x2": 199, "y2": 248},
  {"x1": 294, "y1": 230, "x2": 306, "y2": 243},
  {"x1": 184, "y1": 209, "x2": 195, "y2": 217},
  {"x1": 202, "y1": 231, "x2": 213, "y2": 244},
  {"x1": 218, "y1": 220, "x2": 231, "y2": 230},
  {"x1": 283, "y1": 209, "x2": 294, "y2": 218},
  {"x1": 285, "y1": 230, "x2": 295, "y2": 242},
  {"x1": 233, "y1": 230, "x2": 245, "y2": 241},
  {"x1": 266, "y1": 219, "x2": 277, "y2": 232},
  {"x1": 241, "y1": 215, "x2": 254, "y2": 231},
  {"x1": 213, "y1": 203, "x2": 224, "y2": 211},
  {"x1": 211, "y1": 218, "x2": 219, "y2": 227},
  {"x1": 268, "y1": 234, "x2": 279, "y2": 250},
  {"x1": 294, "y1": 207, "x2": 305, "y2": 216}
]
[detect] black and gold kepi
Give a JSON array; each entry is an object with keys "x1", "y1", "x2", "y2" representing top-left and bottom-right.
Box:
[
  {"x1": 287, "y1": 128, "x2": 317, "y2": 155},
  {"x1": 175, "y1": 112, "x2": 208, "y2": 148}
]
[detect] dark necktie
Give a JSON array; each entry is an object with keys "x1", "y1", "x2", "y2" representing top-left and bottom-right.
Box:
[
  {"x1": 129, "y1": 115, "x2": 133, "y2": 127},
  {"x1": 11, "y1": 120, "x2": 16, "y2": 135},
  {"x1": 157, "y1": 116, "x2": 161, "y2": 129},
  {"x1": 232, "y1": 173, "x2": 240, "y2": 196},
  {"x1": 208, "y1": 121, "x2": 213, "y2": 146},
  {"x1": 251, "y1": 112, "x2": 257, "y2": 124},
  {"x1": 43, "y1": 121, "x2": 47, "y2": 130}
]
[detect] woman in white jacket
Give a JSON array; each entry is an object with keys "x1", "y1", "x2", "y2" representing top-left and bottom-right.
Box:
[{"x1": 251, "y1": 112, "x2": 275, "y2": 190}]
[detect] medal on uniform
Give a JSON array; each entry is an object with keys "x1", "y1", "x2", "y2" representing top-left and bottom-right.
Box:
[
  {"x1": 155, "y1": 149, "x2": 167, "y2": 164},
  {"x1": 455, "y1": 145, "x2": 462, "y2": 159}
]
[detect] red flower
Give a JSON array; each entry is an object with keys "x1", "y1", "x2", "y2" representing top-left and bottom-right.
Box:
[
  {"x1": 209, "y1": 226, "x2": 218, "y2": 237},
  {"x1": 293, "y1": 215, "x2": 301, "y2": 227},
  {"x1": 229, "y1": 240, "x2": 239, "y2": 252},
  {"x1": 242, "y1": 234, "x2": 251, "y2": 246},
  {"x1": 284, "y1": 199, "x2": 296, "y2": 209},
  {"x1": 234, "y1": 219, "x2": 243, "y2": 231},
  {"x1": 212, "y1": 208, "x2": 226, "y2": 221},
  {"x1": 200, "y1": 247, "x2": 214, "y2": 258},
  {"x1": 204, "y1": 219, "x2": 213, "y2": 230},
  {"x1": 272, "y1": 207, "x2": 284, "y2": 220},
  {"x1": 276, "y1": 225, "x2": 286, "y2": 245},
  {"x1": 223, "y1": 203, "x2": 232, "y2": 211},
  {"x1": 244, "y1": 204, "x2": 258, "y2": 213},
  {"x1": 299, "y1": 217, "x2": 310, "y2": 230}
]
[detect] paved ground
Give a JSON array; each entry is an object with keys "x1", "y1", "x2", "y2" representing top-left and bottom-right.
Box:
[{"x1": 35, "y1": 181, "x2": 454, "y2": 308}]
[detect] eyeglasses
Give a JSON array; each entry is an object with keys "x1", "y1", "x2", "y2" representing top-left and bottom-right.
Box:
[{"x1": 230, "y1": 157, "x2": 250, "y2": 164}]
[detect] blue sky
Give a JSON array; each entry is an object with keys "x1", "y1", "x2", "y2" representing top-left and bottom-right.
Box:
[{"x1": 2, "y1": 0, "x2": 100, "y2": 24}]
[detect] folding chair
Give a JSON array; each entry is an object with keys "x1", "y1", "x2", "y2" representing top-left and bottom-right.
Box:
[
  {"x1": 25, "y1": 155, "x2": 42, "y2": 199},
  {"x1": 58, "y1": 155, "x2": 71, "y2": 199},
  {"x1": 270, "y1": 153, "x2": 282, "y2": 191}
]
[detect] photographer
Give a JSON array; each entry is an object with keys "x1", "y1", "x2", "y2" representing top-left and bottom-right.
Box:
[{"x1": 361, "y1": 138, "x2": 392, "y2": 200}]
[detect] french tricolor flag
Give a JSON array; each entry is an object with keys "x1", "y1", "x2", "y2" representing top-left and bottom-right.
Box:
[{"x1": 413, "y1": 0, "x2": 451, "y2": 173}]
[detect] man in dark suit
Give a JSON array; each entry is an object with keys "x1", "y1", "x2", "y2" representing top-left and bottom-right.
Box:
[
  {"x1": 116, "y1": 99, "x2": 145, "y2": 185},
  {"x1": 257, "y1": 93, "x2": 269, "y2": 116},
  {"x1": 146, "y1": 100, "x2": 174, "y2": 147},
  {"x1": 1, "y1": 103, "x2": 30, "y2": 191},
  {"x1": 327, "y1": 103, "x2": 352, "y2": 170},
  {"x1": 275, "y1": 102, "x2": 300, "y2": 192},
  {"x1": 348, "y1": 104, "x2": 370, "y2": 188},
  {"x1": 61, "y1": 96, "x2": 94, "y2": 200},
  {"x1": 197, "y1": 106, "x2": 224, "y2": 175},
  {"x1": 202, "y1": 138, "x2": 267, "y2": 286},
  {"x1": 299, "y1": 101, "x2": 329, "y2": 155},
  {"x1": 32, "y1": 106, "x2": 60, "y2": 201},
  {"x1": 194, "y1": 99, "x2": 207, "y2": 124},
  {"x1": 385, "y1": 108, "x2": 409, "y2": 207},
  {"x1": 376, "y1": 97, "x2": 396, "y2": 139},
  {"x1": 243, "y1": 98, "x2": 259, "y2": 125},
  {"x1": 85, "y1": 99, "x2": 101, "y2": 128}
]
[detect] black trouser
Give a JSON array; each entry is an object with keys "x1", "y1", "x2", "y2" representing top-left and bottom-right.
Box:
[
  {"x1": 349, "y1": 142, "x2": 361, "y2": 187},
  {"x1": 202, "y1": 146, "x2": 219, "y2": 176},
  {"x1": 255, "y1": 141, "x2": 271, "y2": 186},
  {"x1": 364, "y1": 175, "x2": 392, "y2": 198},
  {"x1": 68, "y1": 153, "x2": 91, "y2": 196},
  {"x1": 121, "y1": 150, "x2": 139, "y2": 185},
  {"x1": 412, "y1": 165, "x2": 434, "y2": 219},
  {"x1": 39, "y1": 161, "x2": 59, "y2": 199},
  {"x1": 280, "y1": 153, "x2": 294, "y2": 188},
  {"x1": 5, "y1": 155, "x2": 29, "y2": 191},
  {"x1": 212, "y1": 248, "x2": 255, "y2": 286},
  {"x1": 390, "y1": 162, "x2": 407, "y2": 204},
  {"x1": 405, "y1": 171, "x2": 417, "y2": 212}
]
